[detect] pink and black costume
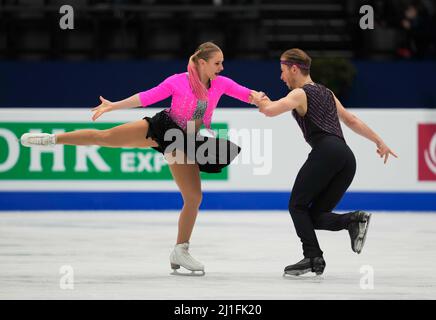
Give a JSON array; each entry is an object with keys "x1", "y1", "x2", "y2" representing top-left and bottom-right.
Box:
[{"x1": 140, "y1": 72, "x2": 252, "y2": 173}]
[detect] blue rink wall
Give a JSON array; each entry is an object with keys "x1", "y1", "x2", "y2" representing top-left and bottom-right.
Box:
[
  {"x1": 0, "y1": 191, "x2": 436, "y2": 211},
  {"x1": 1, "y1": 61, "x2": 436, "y2": 109}
]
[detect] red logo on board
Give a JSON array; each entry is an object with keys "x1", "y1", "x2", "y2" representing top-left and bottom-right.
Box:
[{"x1": 418, "y1": 124, "x2": 436, "y2": 181}]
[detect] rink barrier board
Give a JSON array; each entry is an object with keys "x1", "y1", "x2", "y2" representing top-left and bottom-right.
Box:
[
  {"x1": 1, "y1": 108, "x2": 436, "y2": 192},
  {"x1": 1, "y1": 108, "x2": 435, "y2": 211},
  {"x1": 0, "y1": 191, "x2": 435, "y2": 211}
]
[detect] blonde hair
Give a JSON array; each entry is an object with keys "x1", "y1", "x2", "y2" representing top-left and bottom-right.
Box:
[
  {"x1": 281, "y1": 48, "x2": 312, "y2": 76},
  {"x1": 187, "y1": 42, "x2": 222, "y2": 101}
]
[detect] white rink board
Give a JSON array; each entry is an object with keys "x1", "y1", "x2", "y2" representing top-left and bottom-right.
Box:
[{"x1": 0, "y1": 108, "x2": 435, "y2": 192}]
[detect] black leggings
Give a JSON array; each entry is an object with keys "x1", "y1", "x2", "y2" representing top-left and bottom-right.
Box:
[{"x1": 289, "y1": 135, "x2": 356, "y2": 258}]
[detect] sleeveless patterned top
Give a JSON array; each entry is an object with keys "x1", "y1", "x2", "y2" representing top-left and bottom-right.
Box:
[{"x1": 292, "y1": 83, "x2": 344, "y2": 144}]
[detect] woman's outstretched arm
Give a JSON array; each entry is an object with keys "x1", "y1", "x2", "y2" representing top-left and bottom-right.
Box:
[
  {"x1": 221, "y1": 76, "x2": 264, "y2": 106},
  {"x1": 92, "y1": 94, "x2": 141, "y2": 121},
  {"x1": 92, "y1": 75, "x2": 176, "y2": 121}
]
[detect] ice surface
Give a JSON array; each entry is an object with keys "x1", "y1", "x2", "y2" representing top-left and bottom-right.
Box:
[{"x1": 1, "y1": 211, "x2": 435, "y2": 299}]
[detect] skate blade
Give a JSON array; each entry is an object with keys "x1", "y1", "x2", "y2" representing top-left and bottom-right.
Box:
[
  {"x1": 283, "y1": 268, "x2": 312, "y2": 277},
  {"x1": 283, "y1": 271, "x2": 324, "y2": 280},
  {"x1": 21, "y1": 141, "x2": 55, "y2": 148},
  {"x1": 356, "y1": 213, "x2": 372, "y2": 254},
  {"x1": 170, "y1": 269, "x2": 205, "y2": 277}
]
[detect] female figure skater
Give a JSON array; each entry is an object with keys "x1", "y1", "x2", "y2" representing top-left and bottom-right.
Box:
[
  {"x1": 21, "y1": 42, "x2": 260, "y2": 276},
  {"x1": 251, "y1": 48, "x2": 397, "y2": 276}
]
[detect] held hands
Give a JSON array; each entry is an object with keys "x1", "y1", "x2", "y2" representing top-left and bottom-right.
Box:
[
  {"x1": 376, "y1": 141, "x2": 398, "y2": 164},
  {"x1": 250, "y1": 91, "x2": 271, "y2": 111},
  {"x1": 92, "y1": 96, "x2": 114, "y2": 121}
]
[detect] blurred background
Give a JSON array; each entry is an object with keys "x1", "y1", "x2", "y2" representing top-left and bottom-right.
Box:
[{"x1": 0, "y1": 0, "x2": 435, "y2": 109}]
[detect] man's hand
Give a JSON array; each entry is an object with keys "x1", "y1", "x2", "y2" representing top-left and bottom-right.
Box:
[{"x1": 376, "y1": 141, "x2": 398, "y2": 164}]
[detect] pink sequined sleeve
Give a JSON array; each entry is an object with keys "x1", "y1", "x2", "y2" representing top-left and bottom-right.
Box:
[
  {"x1": 220, "y1": 76, "x2": 251, "y2": 103},
  {"x1": 138, "y1": 75, "x2": 176, "y2": 107}
]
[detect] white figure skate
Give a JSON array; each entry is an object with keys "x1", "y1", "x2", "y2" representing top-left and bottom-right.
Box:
[
  {"x1": 21, "y1": 133, "x2": 56, "y2": 147},
  {"x1": 170, "y1": 242, "x2": 205, "y2": 276}
]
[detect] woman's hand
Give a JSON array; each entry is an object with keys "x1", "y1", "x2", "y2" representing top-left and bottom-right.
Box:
[
  {"x1": 376, "y1": 141, "x2": 398, "y2": 164},
  {"x1": 92, "y1": 96, "x2": 114, "y2": 121},
  {"x1": 252, "y1": 92, "x2": 271, "y2": 108},
  {"x1": 249, "y1": 90, "x2": 267, "y2": 106}
]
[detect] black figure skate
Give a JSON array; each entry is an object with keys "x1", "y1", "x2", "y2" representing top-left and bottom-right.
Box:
[
  {"x1": 348, "y1": 210, "x2": 372, "y2": 254},
  {"x1": 283, "y1": 256, "x2": 326, "y2": 277}
]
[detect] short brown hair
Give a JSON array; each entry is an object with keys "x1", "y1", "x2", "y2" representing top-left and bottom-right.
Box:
[{"x1": 281, "y1": 48, "x2": 311, "y2": 76}]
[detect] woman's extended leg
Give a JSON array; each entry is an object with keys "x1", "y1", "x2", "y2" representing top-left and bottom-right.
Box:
[{"x1": 56, "y1": 120, "x2": 158, "y2": 148}]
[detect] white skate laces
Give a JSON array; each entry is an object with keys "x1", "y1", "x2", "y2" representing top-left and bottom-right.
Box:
[
  {"x1": 20, "y1": 133, "x2": 56, "y2": 147},
  {"x1": 170, "y1": 242, "x2": 205, "y2": 276}
]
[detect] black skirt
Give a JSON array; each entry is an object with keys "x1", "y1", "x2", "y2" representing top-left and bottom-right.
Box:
[{"x1": 143, "y1": 110, "x2": 241, "y2": 173}]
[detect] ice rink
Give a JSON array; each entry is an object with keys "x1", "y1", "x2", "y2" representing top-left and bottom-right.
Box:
[{"x1": 1, "y1": 211, "x2": 436, "y2": 300}]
